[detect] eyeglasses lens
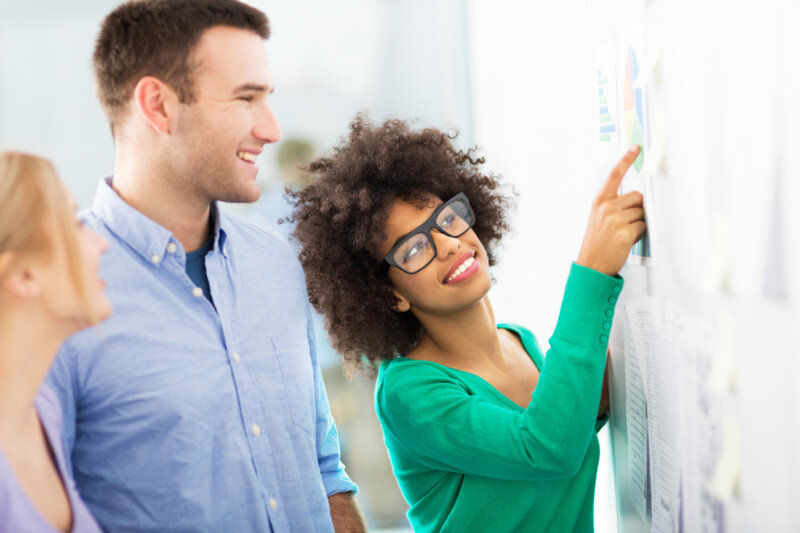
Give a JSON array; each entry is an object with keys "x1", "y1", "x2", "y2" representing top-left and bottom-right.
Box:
[
  {"x1": 393, "y1": 233, "x2": 434, "y2": 273},
  {"x1": 436, "y1": 200, "x2": 472, "y2": 236},
  {"x1": 392, "y1": 199, "x2": 474, "y2": 273}
]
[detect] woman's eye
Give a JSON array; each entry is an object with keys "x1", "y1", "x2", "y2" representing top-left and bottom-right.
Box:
[
  {"x1": 402, "y1": 240, "x2": 429, "y2": 263},
  {"x1": 238, "y1": 96, "x2": 255, "y2": 103},
  {"x1": 441, "y1": 214, "x2": 456, "y2": 228}
]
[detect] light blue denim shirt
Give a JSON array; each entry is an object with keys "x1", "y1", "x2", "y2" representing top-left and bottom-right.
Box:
[{"x1": 47, "y1": 177, "x2": 356, "y2": 532}]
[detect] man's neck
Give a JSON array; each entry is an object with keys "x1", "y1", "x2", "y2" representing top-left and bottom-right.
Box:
[{"x1": 113, "y1": 153, "x2": 212, "y2": 253}]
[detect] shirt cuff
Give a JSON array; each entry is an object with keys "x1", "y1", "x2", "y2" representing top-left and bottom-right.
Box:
[
  {"x1": 552, "y1": 262, "x2": 623, "y2": 349},
  {"x1": 321, "y1": 469, "x2": 359, "y2": 497}
]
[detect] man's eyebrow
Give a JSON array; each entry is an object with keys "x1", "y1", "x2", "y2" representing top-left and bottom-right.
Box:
[
  {"x1": 389, "y1": 202, "x2": 444, "y2": 251},
  {"x1": 232, "y1": 83, "x2": 274, "y2": 95}
]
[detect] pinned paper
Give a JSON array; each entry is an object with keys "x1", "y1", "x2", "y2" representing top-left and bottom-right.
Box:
[
  {"x1": 644, "y1": 39, "x2": 663, "y2": 88},
  {"x1": 709, "y1": 415, "x2": 742, "y2": 502},
  {"x1": 623, "y1": 308, "x2": 648, "y2": 522},
  {"x1": 641, "y1": 108, "x2": 667, "y2": 175},
  {"x1": 707, "y1": 310, "x2": 738, "y2": 395}
]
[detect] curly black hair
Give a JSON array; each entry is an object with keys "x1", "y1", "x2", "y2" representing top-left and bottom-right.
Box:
[{"x1": 289, "y1": 114, "x2": 516, "y2": 376}]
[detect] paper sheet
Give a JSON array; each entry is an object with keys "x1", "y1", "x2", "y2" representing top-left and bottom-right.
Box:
[
  {"x1": 676, "y1": 313, "x2": 723, "y2": 533},
  {"x1": 623, "y1": 311, "x2": 648, "y2": 522},
  {"x1": 626, "y1": 296, "x2": 680, "y2": 532},
  {"x1": 592, "y1": 42, "x2": 623, "y2": 189},
  {"x1": 617, "y1": 24, "x2": 652, "y2": 263}
]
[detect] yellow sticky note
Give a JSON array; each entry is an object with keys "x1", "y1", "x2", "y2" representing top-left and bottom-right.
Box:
[
  {"x1": 707, "y1": 310, "x2": 738, "y2": 395},
  {"x1": 641, "y1": 108, "x2": 666, "y2": 175},
  {"x1": 698, "y1": 215, "x2": 732, "y2": 294},
  {"x1": 709, "y1": 415, "x2": 742, "y2": 502}
]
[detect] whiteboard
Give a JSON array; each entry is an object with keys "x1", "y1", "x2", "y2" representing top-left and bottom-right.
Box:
[{"x1": 590, "y1": 0, "x2": 800, "y2": 530}]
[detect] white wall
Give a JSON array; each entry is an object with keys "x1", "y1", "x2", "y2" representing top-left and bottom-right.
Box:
[{"x1": 467, "y1": 1, "x2": 617, "y2": 530}]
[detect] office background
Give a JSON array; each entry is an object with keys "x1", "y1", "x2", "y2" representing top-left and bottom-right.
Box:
[{"x1": 0, "y1": 0, "x2": 659, "y2": 530}]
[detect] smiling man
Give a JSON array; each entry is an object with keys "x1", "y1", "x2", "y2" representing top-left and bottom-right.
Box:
[{"x1": 46, "y1": 1, "x2": 366, "y2": 531}]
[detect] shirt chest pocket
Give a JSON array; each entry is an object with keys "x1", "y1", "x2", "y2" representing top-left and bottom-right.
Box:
[{"x1": 272, "y1": 337, "x2": 316, "y2": 436}]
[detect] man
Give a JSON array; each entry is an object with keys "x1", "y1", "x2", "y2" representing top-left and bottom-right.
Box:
[{"x1": 47, "y1": 1, "x2": 367, "y2": 531}]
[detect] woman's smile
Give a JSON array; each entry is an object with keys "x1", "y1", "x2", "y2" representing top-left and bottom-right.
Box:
[{"x1": 444, "y1": 251, "x2": 479, "y2": 284}]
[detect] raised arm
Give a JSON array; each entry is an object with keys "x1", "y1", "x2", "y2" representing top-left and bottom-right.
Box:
[
  {"x1": 377, "y1": 147, "x2": 645, "y2": 481},
  {"x1": 378, "y1": 264, "x2": 622, "y2": 480}
]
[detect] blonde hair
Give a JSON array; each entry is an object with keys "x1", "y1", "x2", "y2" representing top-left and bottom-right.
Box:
[{"x1": 0, "y1": 151, "x2": 91, "y2": 315}]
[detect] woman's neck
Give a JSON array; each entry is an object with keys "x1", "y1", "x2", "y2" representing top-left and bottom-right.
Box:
[
  {"x1": 412, "y1": 295, "x2": 504, "y2": 367},
  {"x1": 0, "y1": 308, "x2": 67, "y2": 438}
]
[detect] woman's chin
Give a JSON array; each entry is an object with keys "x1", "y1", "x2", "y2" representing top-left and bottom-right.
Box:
[{"x1": 95, "y1": 299, "x2": 114, "y2": 323}]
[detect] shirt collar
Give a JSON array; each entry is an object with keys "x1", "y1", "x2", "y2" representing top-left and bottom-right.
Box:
[{"x1": 92, "y1": 176, "x2": 229, "y2": 264}]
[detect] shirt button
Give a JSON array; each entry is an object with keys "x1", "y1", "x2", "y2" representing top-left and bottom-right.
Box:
[
  {"x1": 612, "y1": 285, "x2": 621, "y2": 294},
  {"x1": 269, "y1": 497, "x2": 278, "y2": 510},
  {"x1": 232, "y1": 351, "x2": 241, "y2": 362},
  {"x1": 167, "y1": 242, "x2": 177, "y2": 253},
  {"x1": 192, "y1": 287, "x2": 203, "y2": 298},
  {"x1": 608, "y1": 296, "x2": 617, "y2": 305},
  {"x1": 251, "y1": 423, "x2": 261, "y2": 436},
  {"x1": 151, "y1": 254, "x2": 161, "y2": 264},
  {"x1": 600, "y1": 334, "x2": 609, "y2": 344},
  {"x1": 605, "y1": 309, "x2": 613, "y2": 318},
  {"x1": 603, "y1": 322, "x2": 611, "y2": 330}
]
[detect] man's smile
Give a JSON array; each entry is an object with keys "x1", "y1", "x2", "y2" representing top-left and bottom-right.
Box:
[{"x1": 236, "y1": 150, "x2": 259, "y2": 164}]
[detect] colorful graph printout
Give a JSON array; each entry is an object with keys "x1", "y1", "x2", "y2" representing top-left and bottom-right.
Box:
[
  {"x1": 618, "y1": 43, "x2": 650, "y2": 259},
  {"x1": 598, "y1": 69, "x2": 616, "y2": 142},
  {"x1": 623, "y1": 46, "x2": 645, "y2": 172}
]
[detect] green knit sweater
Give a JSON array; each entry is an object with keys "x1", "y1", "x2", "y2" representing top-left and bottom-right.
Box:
[{"x1": 374, "y1": 263, "x2": 622, "y2": 532}]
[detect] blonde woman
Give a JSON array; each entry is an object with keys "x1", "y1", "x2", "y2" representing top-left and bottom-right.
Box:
[{"x1": 0, "y1": 152, "x2": 110, "y2": 532}]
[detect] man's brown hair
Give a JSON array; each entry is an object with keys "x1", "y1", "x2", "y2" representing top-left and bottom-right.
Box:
[{"x1": 93, "y1": 0, "x2": 270, "y2": 133}]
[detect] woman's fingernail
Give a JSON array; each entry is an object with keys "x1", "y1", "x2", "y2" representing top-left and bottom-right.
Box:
[{"x1": 629, "y1": 145, "x2": 639, "y2": 153}]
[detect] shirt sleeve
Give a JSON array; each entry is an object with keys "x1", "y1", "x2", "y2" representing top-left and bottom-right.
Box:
[
  {"x1": 377, "y1": 262, "x2": 622, "y2": 481},
  {"x1": 307, "y1": 302, "x2": 359, "y2": 496}
]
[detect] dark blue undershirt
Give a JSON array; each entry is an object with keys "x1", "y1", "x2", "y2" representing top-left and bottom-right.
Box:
[{"x1": 185, "y1": 237, "x2": 214, "y2": 305}]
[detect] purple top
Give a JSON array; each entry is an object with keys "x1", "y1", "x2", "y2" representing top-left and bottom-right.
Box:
[{"x1": 0, "y1": 385, "x2": 101, "y2": 533}]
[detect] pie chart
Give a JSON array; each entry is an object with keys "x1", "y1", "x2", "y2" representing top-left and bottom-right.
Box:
[{"x1": 623, "y1": 46, "x2": 645, "y2": 172}]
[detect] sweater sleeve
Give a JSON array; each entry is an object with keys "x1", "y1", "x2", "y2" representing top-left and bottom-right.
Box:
[{"x1": 376, "y1": 263, "x2": 622, "y2": 481}]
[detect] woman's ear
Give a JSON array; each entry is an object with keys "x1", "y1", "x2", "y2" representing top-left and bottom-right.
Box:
[
  {"x1": 391, "y1": 288, "x2": 411, "y2": 312},
  {"x1": 0, "y1": 261, "x2": 42, "y2": 300}
]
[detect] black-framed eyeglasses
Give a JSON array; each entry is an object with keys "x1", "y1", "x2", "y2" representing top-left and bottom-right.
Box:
[{"x1": 382, "y1": 192, "x2": 476, "y2": 275}]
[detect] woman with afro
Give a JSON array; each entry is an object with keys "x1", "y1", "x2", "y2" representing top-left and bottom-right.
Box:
[{"x1": 290, "y1": 114, "x2": 644, "y2": 532}]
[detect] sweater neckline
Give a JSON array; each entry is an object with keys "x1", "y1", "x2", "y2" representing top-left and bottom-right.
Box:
[{"x1": 387, "y1": 324, "x2": 543, "y2": 411}]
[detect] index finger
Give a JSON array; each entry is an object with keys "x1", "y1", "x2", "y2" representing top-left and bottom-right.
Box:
[{"x1": 597, "y1": 145, "x2": 640, "y2": 201}]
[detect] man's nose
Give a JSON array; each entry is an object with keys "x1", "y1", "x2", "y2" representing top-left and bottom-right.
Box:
[{"x1": 253, "y1": 101, "x2": 282, "y2": 144}]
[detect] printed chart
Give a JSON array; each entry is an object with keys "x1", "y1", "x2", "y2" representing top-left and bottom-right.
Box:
[
  {"x1": 623, "y1": 46, "x2": 645, "y2": 172},
  {"x1": 598, "y1": 68, "x2": 617, "y2": 142},
  {"x1": 619, "y1": 44, "x2": 650, "y2": 259}
]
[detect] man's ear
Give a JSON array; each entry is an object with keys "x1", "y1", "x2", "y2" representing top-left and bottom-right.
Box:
[
  {"x1": 391, "y1": 288, "x2": 411, "y2": 313},
  {"x1": 133, "y1": 76, "x2": 175, "y2": 134}
]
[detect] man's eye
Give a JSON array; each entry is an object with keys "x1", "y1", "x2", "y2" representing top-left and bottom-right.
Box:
[
  {"x1": 238, "y1": 96, "x2": 255, "y2": 103},
  {"x1": 441, "y1": 214, "x2": 456, "y2": 228}
]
